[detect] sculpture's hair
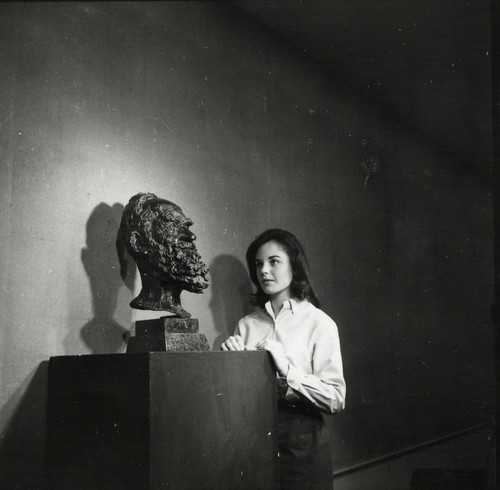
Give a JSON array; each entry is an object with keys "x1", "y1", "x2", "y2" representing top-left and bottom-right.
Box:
[
  {"x1": 245, "y1": 228, "x2": 320, "y2": 308},
  {"x1": 119, "y1": 192, "x2": 163, "y2": 254}
]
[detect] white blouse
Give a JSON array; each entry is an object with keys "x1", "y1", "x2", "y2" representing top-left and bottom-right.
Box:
[{"x1": 235, "y1": 298, "x2": 346, "y2": 414}]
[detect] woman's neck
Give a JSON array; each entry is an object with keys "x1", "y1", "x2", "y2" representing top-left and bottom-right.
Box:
[{"x1": 270, "y1": 293, "x2": 292, "y2": 317}]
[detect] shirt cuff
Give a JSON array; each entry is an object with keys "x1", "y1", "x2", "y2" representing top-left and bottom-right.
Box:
[{"x1": 284, "y1": 364, "x2": 301, "y2": 390}]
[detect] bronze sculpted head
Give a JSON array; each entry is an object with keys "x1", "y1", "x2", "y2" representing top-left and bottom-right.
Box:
[{"x1": 117, "y1": 192, "x2": 209, "y2": 318}]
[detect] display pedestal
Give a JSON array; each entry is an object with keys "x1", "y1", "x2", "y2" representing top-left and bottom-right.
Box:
[{"x1": 47, "y1": 352, "x2": 278, "y2": 489}]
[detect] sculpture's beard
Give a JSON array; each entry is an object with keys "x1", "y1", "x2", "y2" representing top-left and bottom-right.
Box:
[{"x1": 150, "y1": 239, "x2": 209, "y2": 293}]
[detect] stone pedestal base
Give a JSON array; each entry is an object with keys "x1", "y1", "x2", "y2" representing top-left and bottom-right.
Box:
[{"x1": 126, "y1": 316, "x2": 210, "y2": 353}]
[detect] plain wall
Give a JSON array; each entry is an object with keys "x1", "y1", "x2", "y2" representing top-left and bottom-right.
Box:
[{"x1": 0, "y1": 2, "x2": 494, "y2": 487}]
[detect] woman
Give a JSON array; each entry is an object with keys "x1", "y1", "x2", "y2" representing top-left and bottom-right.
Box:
[{"x1": 222, "y1": 229, "x2": 346, "y2": 489}]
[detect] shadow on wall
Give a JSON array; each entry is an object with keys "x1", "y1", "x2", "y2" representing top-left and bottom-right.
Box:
[
  {"x1": 64, "y1": 202, "x2": 134, "y2": 354},
  {"x1": 0, "y1": 362, "x2": 48, "y2": 488},
  {"x1": 209, "y1": 255, "x2": 254, "y2": 350}
]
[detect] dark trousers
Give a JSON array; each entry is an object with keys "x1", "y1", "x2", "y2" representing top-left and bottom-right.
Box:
[{"x1": 277, "y1": 408, "x2": 333, "y2": 490}]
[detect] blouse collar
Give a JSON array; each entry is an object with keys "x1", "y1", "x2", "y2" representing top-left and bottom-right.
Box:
[{"x1": 264, "y1": 298, "x2": 308, "y2": 318}]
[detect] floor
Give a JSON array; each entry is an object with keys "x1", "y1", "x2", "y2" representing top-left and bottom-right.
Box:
[{"x1": 333, "y1": 428, "x2": 495, "y2": 490}]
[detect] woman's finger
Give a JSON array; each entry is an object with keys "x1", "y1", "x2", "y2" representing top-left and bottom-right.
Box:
[
  {"x1": 234, "y1": 335, "x2": 245, "y2": 350},
  {"x1": 222, "y1": 335, "x2": 245, "y2": 351},
  {"x1": 255, "y1": 339, "x2": 268, "y2": 350}
]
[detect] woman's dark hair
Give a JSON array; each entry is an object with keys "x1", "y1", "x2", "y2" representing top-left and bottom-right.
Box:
[{"x1": 246, "y1": 229, "x2": 320, "y2": 309}]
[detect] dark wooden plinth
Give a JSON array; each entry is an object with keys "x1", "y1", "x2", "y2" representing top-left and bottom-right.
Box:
[{"x1": 47, "y1": 352, "x2": 278, "y2": 489}]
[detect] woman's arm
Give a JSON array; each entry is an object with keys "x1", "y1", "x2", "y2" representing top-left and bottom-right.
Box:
[
  {"x1": 258, "y1": 324, "x2": 346, "y2": 414},
  {"x1": 285, "y1": 331, "x2": 346, "y2": 414}
]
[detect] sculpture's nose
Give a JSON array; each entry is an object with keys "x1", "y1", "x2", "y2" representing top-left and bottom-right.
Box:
[{"x1": 181, "y1": 229, "x2": 196, "y2": 242}]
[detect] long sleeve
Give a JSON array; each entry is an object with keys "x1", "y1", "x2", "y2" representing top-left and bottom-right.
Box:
[{"x1": 284, "y1": 319, "x2": 345, "y2": 414}]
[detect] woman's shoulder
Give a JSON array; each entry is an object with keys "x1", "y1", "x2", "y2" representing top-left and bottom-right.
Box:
[
  {"x1": 303, "y1": 301, "x2": 338, "y2": 330},
  {"x1": 237, "y1": 308, "x2": 268, "y2": 326}
]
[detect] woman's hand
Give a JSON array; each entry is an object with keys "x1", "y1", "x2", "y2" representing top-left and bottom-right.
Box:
[
  {"x1": 255, "y1": 339, "x2": 289, "y2": 378},
  {"x1": 221, "y1": 335, "x2": 246, "y2": 351}
]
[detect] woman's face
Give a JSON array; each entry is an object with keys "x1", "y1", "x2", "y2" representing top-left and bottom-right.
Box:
[{"x1": 255, "y1": 241, "x2": 293, "y2": 303}]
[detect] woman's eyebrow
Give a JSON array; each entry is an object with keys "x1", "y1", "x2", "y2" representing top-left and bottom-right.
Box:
[{"x1": 258, "y1": 255, "x2": 281, "y2": 261}]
